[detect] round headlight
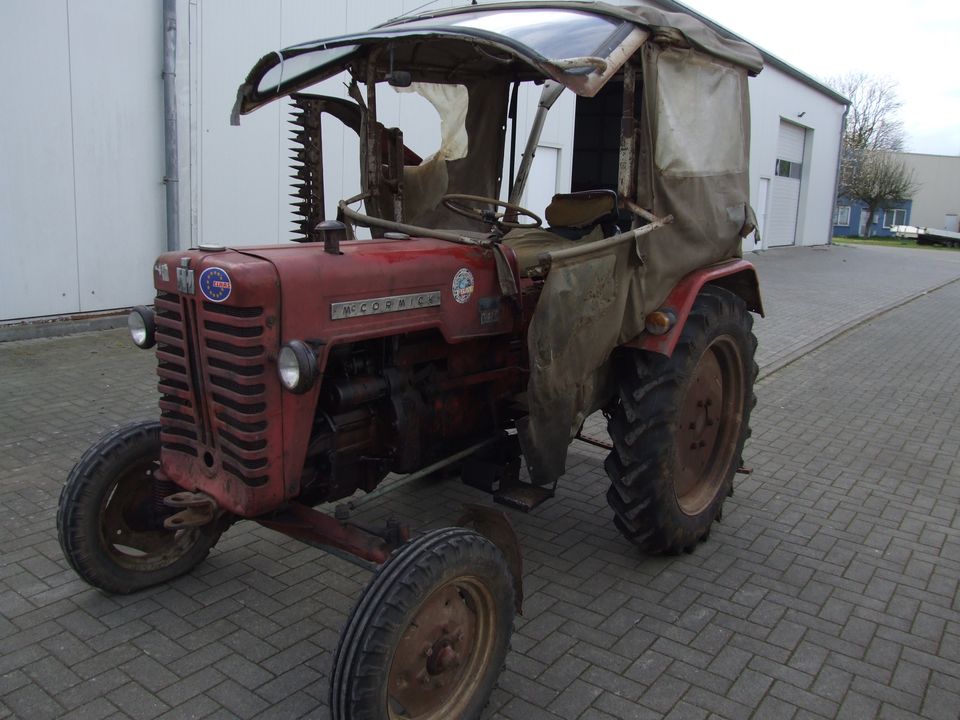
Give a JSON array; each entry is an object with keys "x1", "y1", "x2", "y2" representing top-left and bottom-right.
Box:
[
  {"x1": 128, "y1": 306, "x2": 156, "y2": 349},
  {"x1": 278, "y1": 341, "x2": 317, "y2": 393}
]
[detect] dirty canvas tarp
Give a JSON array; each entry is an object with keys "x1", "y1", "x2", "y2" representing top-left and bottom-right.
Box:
[{"x1": 518, "y1": 43, "x2": 756, "y2": 485}]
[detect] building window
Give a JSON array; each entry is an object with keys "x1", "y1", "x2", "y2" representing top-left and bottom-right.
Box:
[
  {"x1": 834, "y1": 205, "x2": 851, "y2": 226},
  {"x1": 775, "y1": 159, "x2": 802, "y2": 179},
  {"x1": 884, "y1": 208, "x2": 906, "y2": 228}
]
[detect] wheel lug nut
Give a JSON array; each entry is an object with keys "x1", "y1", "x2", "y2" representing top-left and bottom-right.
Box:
[
  {"x1": 698, "y1": 441, "x2": 706, "y2": 448},
  {"x1": 688, "y1": 422, "x2": 696, "y2": 430},
  {"x1": 690, "y1": 442, "x2": 697, "y2": 450}
]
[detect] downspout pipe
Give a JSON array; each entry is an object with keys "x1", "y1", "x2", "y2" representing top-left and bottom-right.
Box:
[
  {"x1": 162, "y1": 0, "x2": 180, "y2": 252},
  {"x1": 828, "y1": 103, "x2": 850, "y2": 246}
]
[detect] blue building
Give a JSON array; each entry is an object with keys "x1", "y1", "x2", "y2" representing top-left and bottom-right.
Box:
[{"x1": 833, "y1": 198, "x2": 913, "y2": 238}]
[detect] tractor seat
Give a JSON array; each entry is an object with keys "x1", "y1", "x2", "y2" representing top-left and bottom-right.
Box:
[
  {"x1": 502, "y1": 190, "x2": 619, "y2": 273},
  {"x1": 544, "y1": 189, "x2": 620, "y2": 240}
]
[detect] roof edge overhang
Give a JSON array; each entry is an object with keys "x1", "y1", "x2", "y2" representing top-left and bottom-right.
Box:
[{"x1": 644, "y1": 0, "x2": 849, "y2": 106}]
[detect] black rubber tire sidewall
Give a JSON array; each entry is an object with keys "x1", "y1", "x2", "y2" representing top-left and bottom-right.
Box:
[
  {"x1": 57, "y1": 420, "x2": 221, "y2": 594},
  {"x1": 605, "y1": 286, "x2": 757, "y2": 554},
  {"x1": 330, "y1": 527, "x2": 515, "y2": 720}
]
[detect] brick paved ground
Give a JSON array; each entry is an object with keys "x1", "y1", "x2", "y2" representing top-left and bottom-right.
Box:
[
  {"x1": 748, "y1": 243, "x2": 960, "y2": 372},
  {"x1": 2, "y1": 246, "x2": 959, "y2": 719}
]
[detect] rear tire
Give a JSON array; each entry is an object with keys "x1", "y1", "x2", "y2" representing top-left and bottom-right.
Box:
[
  {"x1": 57, "y1": 420, "x2": 223, "y2": 594},
  {"x1": 605, "y1": 286, "x2": 757, "y2": 554},
  {"x1": 330, "y1": 527, "x2": 515, "y2": 720}
]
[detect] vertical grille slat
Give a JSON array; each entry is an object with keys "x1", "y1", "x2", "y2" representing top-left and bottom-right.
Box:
[
  {"x1": 202, "y1": 304, "x2": 273, "y2": 488},
  {"x1": 156, "y1": 291, "x2": 200, "y2": 458},
  {"x1": 157, "y1": 288, "x2": 275, "y2": 491}
]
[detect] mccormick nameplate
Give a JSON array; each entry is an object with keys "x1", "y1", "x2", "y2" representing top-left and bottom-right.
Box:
[{"x1": 330, "y1": 291, "x2": 441, "y2": 320}]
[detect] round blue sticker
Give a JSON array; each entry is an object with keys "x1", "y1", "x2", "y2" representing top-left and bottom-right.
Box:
[{"x1": 199, "y1": 267, "x2": 232, "y2": 303}]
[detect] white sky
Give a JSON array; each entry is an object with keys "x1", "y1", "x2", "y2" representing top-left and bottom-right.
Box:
[{"x1": 683, "y1": 0, "x2": 960, "y2": 156}]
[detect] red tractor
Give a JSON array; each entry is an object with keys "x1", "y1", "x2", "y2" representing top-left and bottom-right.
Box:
[{"x1": 58, "y1": 3, "x2": 764, "y2": 718}]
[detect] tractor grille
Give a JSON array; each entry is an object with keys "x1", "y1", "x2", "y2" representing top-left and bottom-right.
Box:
[{"x1": 155, "y1": 291, "x2": 273, "y2": 488}]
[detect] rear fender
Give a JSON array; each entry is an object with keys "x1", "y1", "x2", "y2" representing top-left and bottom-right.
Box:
[{"x1": 624, "y1": 259, "x2": 763, "y2": 358}]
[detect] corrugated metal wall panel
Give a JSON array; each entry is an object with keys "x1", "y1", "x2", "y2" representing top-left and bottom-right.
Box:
[
  {"x1": 0, "y1": 0, "x2": 80, "y2": 320},
  {"x1": 70, "y1": 0, "x2": 166, "y2": 312},
  {"x1": 198, "y1": 0, "x2": 282, "y2": 248}
]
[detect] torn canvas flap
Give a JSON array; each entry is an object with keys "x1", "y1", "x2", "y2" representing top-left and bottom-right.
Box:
[{"x1": 518, "y1": 237, "x2": 642, "y2": 484}]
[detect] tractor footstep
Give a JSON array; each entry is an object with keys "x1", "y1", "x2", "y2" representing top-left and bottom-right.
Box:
[{"x1": 494, "y1": 481, "x2": 554, "y2": 512}]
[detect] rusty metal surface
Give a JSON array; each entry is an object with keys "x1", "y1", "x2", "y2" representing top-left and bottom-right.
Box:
[
  {"x1": 289, "y1": 95, "x2": 326, "y2": 241},
  {"x1": 618, "y1": 62, "x2": 638, "y2": 204},
  {"x1": 386, "y1": 581, "x2": 481, "y2": 715},
  {"x1": 256, "y1": 503, "x2": 404, "y2": 565},
  {"x1": 457, "y1": 503, "x2": 524, "y2": 613},
  {"x1": 574, "y1": 430, "x2": 613, "y2": 450},
  {"x1": 673, "y1": 336, "x2": 744, "y2": 516},
  {"x1": 151, "y1": 254, "x2": 285, "y2": 517},
  {"x1": 623, "y1": 258, "x2": 762, "y2": 357},
  {"x1": 161, "y1": 490, "x2": 217, "y2": 529}
]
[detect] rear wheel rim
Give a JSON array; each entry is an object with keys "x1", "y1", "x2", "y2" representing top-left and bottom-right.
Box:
[
  {"x1": 674, "y1": 335, "x2": 745, "y2": 515},
  {"x1": 386, "y1": 577, "x2": 497, "y2": 719}
]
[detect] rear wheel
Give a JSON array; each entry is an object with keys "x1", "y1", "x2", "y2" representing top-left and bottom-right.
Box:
[
  {"x1": 57, "y1": 420, "x2": 223, "y2": 594},
  {"x1": 330, "y1": 527, "x2": 515, "y2": 720},
  {"x1": 605, "y1": 286, "x2": 757, "y2": 554}
]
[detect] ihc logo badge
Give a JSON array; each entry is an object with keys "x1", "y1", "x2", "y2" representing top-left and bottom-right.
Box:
[
  {"x1": 199, "y1": 267, "x2": 232, "y2": 303},
  {"x1": 452, "y1": 267, "x2": 475, "y2": 304}
]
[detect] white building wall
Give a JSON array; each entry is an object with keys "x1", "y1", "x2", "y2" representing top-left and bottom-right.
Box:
[
  {"x1": 746, "y1": 65, "x2": 846, "y2": 250},
  {"x1": 1, "y1": 0, "x2": 165, "y2": 321},
  {"x1": 895, "y1": 152, "x2": 960, "y2": 230},
  {"x1": 0, "y1": 1, "x2": 844, "y2": 323}
]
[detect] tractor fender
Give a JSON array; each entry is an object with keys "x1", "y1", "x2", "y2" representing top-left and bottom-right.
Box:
[
  {"x1": 457, "y1": 503, "x2": 524, "y2": 615},
  {"x1": 624, "y1": 259, "x2": 764, "y2": 358}
]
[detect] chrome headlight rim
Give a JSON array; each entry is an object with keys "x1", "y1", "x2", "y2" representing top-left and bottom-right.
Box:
[
  {"x1": 128, "y1": 306, "x2": 156, "y2": 349},
  {"x1": 278, "y1": 340, "x2": 318, "y2": 394}
]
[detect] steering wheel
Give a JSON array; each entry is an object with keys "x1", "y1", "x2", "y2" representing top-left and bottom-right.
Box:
[{"x1": 441, "y1": 194, "x2": 542, "y2": 231}]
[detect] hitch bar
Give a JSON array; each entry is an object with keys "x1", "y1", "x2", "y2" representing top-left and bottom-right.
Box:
[
  {"x1": 257, "y1": 504, "x2": 409, "y2": 567},
  {"x1": 163, "y1": 491, "x2": 217, "y2": 529}
]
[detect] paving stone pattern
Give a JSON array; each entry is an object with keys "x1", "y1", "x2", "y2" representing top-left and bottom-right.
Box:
[
  {"x1": 1, "y1": 247, "x2": 959, "y2": 719},
  {"x1": 749, "y1": 244, "x2": 960, "y2": 371}
]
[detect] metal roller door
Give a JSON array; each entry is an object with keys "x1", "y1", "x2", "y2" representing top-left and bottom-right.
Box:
[{"x1": 767, "y1": 121, "x2": 805, "y2": 247}]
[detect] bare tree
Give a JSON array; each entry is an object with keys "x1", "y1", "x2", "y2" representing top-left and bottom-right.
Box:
[
  {"x1": 829, "y1": 72, "x2": 906, "y2": 152},
  {"x1": 828, "y1": 73, "x2": 916, "y2": 236},
  {"x1": 843, "y1": 149, "x2": 917, "y2": 236}
]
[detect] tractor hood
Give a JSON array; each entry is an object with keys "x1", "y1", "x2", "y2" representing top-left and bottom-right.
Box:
[{"x1": 235, "y1": 238, "x2": 517, "y2": 349}]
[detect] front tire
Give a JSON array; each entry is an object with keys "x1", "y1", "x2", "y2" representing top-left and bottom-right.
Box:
[
  {"x1": 57, "y1": 420, "x2": 223, "y2": 594},
  {"x1": 605, "y1": 286, "x2": 757, "y2": 554},
  {"x1": 330, "y1": 527, "x2": 515, "y2": 720}
]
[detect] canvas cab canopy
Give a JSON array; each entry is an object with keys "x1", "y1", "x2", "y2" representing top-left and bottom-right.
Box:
[{"x1": 232, "y1": 1, "x2": 764, "y2": 483}]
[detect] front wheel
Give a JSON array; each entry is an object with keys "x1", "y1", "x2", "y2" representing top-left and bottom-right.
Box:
[
  {"x1": 330, "y1": 527, "x2": 515, "y2": 720},
  {"x1": 605, "y1": 285, "x2": 757, "y2": 554},
  {"x1": 57, "y1": 420, "x2": 223, "y2": 594}
]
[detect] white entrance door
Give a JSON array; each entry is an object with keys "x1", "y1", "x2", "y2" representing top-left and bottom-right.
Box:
[
  {"x1": 755, "y1": 177, "x2": 770, "y2": 249},
  {"x1": 946, "y1": 214, "x2": 959, "y2": 233},
  {"x1": 766, "y1": 121, "x2": 805, "y2": 247},
  {"x1": 523, "y1": 146, "x2": 560, "y2": 222}
]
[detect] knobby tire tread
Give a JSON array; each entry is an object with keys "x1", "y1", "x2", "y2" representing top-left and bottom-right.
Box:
[{"x1": 605, "y1": 286, "x2": 757, "y2": 555}]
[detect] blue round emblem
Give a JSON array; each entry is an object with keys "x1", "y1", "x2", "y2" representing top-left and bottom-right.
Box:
[{"x1": 199, "y1": 267, "x2": 232, "y2": 303}]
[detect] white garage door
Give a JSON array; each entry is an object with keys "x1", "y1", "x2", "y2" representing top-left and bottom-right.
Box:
[{"x1": 766, "y1": 121, "x2": 805, "y2": 247}]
